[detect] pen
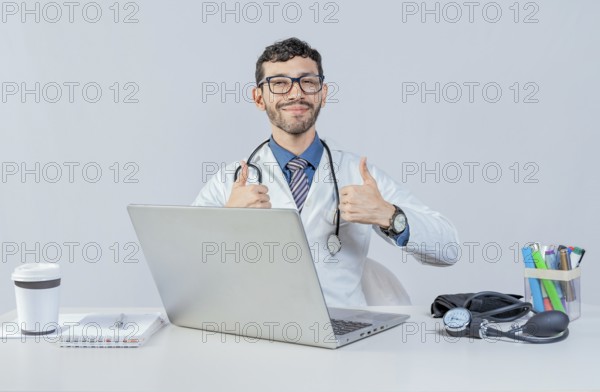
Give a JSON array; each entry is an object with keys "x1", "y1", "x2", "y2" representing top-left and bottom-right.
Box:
[
  {"x1": 544, "y1": 249, "x2": 564, "y2": 298},
  {"x1": 544, "y1": 248, "x2": 558, "y2": 269},
  {"x1": 558, "y1": 248, "x2": 576, "y2": 302},
  {"x1": 570, "y1": 247, "x2": 585, "y2": 268}
]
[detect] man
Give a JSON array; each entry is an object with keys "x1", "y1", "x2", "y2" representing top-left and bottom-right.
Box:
[{"x1": 194, "y1": 37, "x2": 459, "y2": 307}]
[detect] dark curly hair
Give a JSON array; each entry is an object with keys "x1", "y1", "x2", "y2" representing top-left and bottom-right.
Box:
[{"x1": 255, "y1": 37, "x2": 323, "y2": 85}]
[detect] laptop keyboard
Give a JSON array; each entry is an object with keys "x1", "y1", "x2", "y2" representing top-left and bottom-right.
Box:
[{"x1": 331, "y1": 319, "x2": 373, "y2": 336}]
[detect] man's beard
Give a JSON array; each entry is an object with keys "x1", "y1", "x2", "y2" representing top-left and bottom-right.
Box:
[{"x1": 265, "y1": 100, "x2": 321, "y2": 135}]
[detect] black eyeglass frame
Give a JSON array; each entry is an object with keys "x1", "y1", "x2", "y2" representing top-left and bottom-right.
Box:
[{"x1": 257, "y1": 74, "x2": 325, "y2": 94}]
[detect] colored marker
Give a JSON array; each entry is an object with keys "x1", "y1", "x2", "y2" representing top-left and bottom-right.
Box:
[
  {"x1": 530, "y1": 243, "x2": 566, "y2": 313},
  {"x1": 539, "y1": 284, "x2": 552, "y2": 311},
  {"x1": 522, "y1": 246, "x2": 545, "y2": 313}
]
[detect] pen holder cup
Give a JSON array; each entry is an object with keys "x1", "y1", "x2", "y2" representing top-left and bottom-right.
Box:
[{"x1": 524, "y1": 267, "x2": 581, "y2": 321}]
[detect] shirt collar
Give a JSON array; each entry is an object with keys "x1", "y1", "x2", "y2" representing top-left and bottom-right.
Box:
[{"x1": 268, "y1": 132, "x2": 323, "y2": 169}]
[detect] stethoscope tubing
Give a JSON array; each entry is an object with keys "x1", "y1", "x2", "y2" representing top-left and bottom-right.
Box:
[{"x1": 233, "y1": 138, "x2": 341, "y2": 240}]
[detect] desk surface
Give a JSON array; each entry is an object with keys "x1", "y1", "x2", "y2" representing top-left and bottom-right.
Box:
[{"x1": 1, "y1": 306, "x2": 598, "y2": 392}]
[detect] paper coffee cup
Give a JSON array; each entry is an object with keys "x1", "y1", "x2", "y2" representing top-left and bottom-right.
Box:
[{"x1": 11, "y1": 263, "x2": 61, "y2": 335}]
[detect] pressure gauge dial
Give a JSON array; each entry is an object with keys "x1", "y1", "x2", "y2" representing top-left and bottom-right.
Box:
[{"x1": 443, "y1": 307, "x2": 472, "y2": 333}]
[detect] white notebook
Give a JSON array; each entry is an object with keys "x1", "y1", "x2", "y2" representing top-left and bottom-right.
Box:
[{"x1": 59, "y1": 312, "x2": 167, "y2": 348}]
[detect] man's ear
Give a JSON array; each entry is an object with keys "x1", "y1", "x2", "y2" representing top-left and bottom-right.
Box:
[{"x1": 253, "y1": 86, "x2": 266, "y2": 111}]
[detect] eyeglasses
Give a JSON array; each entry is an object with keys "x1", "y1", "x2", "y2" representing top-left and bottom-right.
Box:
[{"x1": 258, "y1": 75, "x2": 325, "y2": 94}]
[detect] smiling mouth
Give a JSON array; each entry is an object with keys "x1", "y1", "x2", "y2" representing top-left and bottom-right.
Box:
[{"x1": 281, "y1": 105, "x2": 310, "y2": 114}]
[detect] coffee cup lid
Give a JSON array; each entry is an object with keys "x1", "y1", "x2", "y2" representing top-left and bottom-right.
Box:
[{"x1": 12, "y1": 263, "x2": 61, "y2": 282}]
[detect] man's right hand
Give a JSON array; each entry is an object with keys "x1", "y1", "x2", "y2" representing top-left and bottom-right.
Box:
[{"x1": 225, "y1": 160, "x2": 271, "y2": 208}]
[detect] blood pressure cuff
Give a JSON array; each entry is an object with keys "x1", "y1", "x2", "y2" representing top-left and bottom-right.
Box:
[{"x1": 430, "y1": 293, "x2": 524, "y2": 318}]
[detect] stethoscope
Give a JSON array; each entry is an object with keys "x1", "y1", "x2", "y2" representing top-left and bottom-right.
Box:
[{"x1": 234, "y1": 139, "x2": 342, "y2": 256}]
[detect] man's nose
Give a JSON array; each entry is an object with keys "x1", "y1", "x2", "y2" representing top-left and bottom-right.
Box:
[{"x1": 286, "y1": 80, "x2": 303, "y2": 98}]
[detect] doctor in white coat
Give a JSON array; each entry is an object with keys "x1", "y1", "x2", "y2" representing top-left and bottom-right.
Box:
[{"x1": 193, "y1": 38, "x2": 459, "y2": 307}]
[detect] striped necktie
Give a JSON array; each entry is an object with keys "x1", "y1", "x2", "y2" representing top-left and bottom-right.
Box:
[{"x1": 286, "y1": 157, "x2": 310, "y2": 211}]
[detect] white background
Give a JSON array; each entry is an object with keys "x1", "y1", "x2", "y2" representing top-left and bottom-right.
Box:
[{"x1": 1, "y1": 0, "x2": 598, "y2": 315}]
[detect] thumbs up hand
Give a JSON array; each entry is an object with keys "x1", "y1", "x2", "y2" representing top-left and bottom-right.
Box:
[
  {"x1": 339, "y1": 157, "x2": 395, "y2": 227},
  {"x1": 225, "y1": 161, "x2": 271, "y2": 208}
]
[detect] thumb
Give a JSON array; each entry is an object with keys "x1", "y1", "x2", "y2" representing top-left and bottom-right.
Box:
[
  {"x1": 234, "y1": 160, "x2": 248, "y2": 187},
  {"x1": 360, "y1": 157, "x2": 376, "y2": 186}
]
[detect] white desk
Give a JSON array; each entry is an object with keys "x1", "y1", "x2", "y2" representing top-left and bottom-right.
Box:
[{"x1": 1, "y1": 306, "x2": 598, "y2": 391}]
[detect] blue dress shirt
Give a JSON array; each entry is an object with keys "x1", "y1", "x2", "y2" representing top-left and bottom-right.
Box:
[{"x1": 268, "y1": 133, "x2": 323, "y2": 185}]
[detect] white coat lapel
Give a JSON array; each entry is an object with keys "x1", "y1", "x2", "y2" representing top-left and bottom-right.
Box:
[{"x1": 301, "y1": 148, "x2": 338, "y2": 224}]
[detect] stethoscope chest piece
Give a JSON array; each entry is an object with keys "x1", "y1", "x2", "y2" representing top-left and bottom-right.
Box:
[{"x1": 327, "y1": 233, "x2": 341, "y2": 256}]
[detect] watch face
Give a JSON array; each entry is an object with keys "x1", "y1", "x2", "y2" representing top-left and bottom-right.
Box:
[
  {"x1": 443, "y1": 308, "x2": 471, "y2": 331},
  {"x1": 393, "y1": 213, "x2": 407, "y2": 232}
]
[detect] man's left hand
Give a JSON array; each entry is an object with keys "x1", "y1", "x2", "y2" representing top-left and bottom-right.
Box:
[{"x1": 339, "y1": 157, "x2": 395, "y2": 227}]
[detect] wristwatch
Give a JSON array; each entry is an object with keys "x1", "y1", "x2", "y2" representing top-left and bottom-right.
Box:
[{"x1": 382, "y1": 205, "x2": 407, "y2": 236}]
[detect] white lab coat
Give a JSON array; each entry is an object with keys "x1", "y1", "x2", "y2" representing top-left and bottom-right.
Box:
[{"x1": 193, "y1": 139, "x2": 459, "y2": 307}]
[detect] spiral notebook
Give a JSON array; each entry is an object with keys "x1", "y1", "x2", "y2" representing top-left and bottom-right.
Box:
[{"x1": 59, "y1": 312, "x2": 167, "y2": 348}]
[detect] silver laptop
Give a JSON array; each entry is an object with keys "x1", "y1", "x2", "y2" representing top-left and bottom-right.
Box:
[{"x1": 127, "y1": 205, "x2": 409, "y2": 349}]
